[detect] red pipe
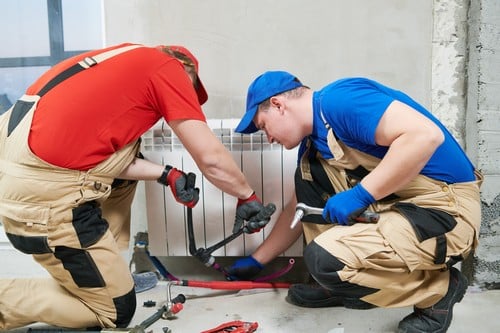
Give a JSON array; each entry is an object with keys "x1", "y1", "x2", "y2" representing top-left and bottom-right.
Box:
[{"x1": 175, "y1": 279, "x2": 291, "y2": 290}]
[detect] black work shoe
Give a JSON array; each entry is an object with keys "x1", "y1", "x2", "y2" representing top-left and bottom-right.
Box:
[
  {"x1": 286, "y1": 283, "x2": 375, "y2": 309},
  {"x1": 397, "y1": 267, "x2": 468, "y2": 333}
]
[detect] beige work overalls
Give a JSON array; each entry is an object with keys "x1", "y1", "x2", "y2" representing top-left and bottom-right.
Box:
[
  {"x1": 301, "y1": 128, "x2": 482, "y2": 309},
  {"x1": 0, "y1": 46, "x2": 142, "y2": 330}
]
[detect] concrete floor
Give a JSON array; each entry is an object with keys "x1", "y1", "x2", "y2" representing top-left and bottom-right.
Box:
[
  {"x1": 128, "y1": 282, "x2": 500, "y2": 333},
  {"x1": 4, "y1": 252, "x2": 499, "y2": 332},
  {"x1": 17, "y1": 281, "x2": 500, "y2": 333}
]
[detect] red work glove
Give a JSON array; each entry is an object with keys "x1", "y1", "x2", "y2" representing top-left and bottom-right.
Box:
[
  {"x1": 157, "y1": 165, "x2": 199, "y2": 208},
  {"x1": 234, "y1": 192, "x2": 276, "y2": 234}
]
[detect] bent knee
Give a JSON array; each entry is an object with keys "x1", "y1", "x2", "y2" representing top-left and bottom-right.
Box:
[
  {"x1": 304, "y1": 241, "x2": 345, "y2": 286},
  {"x1": 113, "y1": 287, "x2": 137, "y2": 328}
]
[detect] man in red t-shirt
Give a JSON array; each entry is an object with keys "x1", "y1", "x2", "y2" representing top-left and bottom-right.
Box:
[{"x1": 0, "y1": 44, "x2": 273, "y2": 330}]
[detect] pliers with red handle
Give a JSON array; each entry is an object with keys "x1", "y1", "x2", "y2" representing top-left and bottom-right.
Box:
[{"x1": 200, "y1": 320, "x2": 258, "y2": 333}]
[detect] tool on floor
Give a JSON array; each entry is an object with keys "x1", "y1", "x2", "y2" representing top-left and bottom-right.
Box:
[
  {"x1": 104, "y1": 290, "x2": 184, "y2": 332},
  {"x1": 101, "y1": 273, "x2": 185, "y2": 332},
  {"x1": 27, "y1": 286, "x2": 185, "y2": 333},
  {"x1": 290, "y1": 202, "x2": 380, "y2": 229},
  {"x1": 163, "y1": 281, "x2": 186, "y2": 319},
  {"x1": 200, "y1": 320, "x2": 258, "y2": 333}
]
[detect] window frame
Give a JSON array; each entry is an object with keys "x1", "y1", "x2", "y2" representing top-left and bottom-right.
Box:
[{"x1": 0, "y1": 0, "x2": 89, "y2": 68}]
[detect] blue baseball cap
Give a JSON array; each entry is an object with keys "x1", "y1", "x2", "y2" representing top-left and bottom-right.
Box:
[{"x1": 235, "y1": 71, "x2": 304, "y2": 134}]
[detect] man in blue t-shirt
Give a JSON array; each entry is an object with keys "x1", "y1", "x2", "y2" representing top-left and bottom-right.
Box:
[{"x1": 230, "y1": 71, "x2": 482, "y2": 333}]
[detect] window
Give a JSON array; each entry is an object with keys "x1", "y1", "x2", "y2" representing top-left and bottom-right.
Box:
[
  {"x1": 0, "y1": 0, "x2": 103, "y2": 236},
  {"x1": 0, "y1": 0, "x2": 103, "y2": 114}
]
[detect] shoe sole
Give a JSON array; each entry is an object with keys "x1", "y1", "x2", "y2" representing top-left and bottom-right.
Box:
[{"x1": 286, "y1": 293, "x2": 375, "y2": 309}]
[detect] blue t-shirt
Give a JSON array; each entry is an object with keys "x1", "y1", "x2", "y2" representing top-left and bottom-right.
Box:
[{"x1": 299, "y1": 77, "x2": 475, "y2": 184}]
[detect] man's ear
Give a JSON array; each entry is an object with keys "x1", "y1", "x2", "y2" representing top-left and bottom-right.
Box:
[{"x1": 270, "y1": 96, "x2": 285, "y2": 114}]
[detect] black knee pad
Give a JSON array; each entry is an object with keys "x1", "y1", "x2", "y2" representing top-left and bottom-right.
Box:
[
  {"x1": 304, "y1": 241, "x2": 379, "y2": 298},
  {"x1": 113, "y1": 287, "x2": 137, "y2": 328},
  {"x1": 304, "y1": 241, "x2": 345, "y2": 287}
]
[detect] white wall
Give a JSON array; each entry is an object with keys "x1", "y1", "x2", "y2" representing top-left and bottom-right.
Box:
[{"x1": 104, "y1": 0, "x2": 433, "y2": 119}]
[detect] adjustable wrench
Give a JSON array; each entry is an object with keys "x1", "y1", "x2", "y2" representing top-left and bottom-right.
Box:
[{"x1": 290, "y1": 202, "x2": 380, "y2": 229}]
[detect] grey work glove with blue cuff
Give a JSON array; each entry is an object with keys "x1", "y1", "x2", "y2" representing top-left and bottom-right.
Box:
[{"x1": 323, "y1": 183, "x2": 376, "y2": 225}]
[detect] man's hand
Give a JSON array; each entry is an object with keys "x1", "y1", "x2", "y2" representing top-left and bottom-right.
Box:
[
  {"x1": 234, "y1": 192, "x2": 275, "y2": 234},
  {"x1": 323, "y1": 183, "x2": 376, "y2": 225},
  {"x1": 157, "y1": 165, "x2": 199, "y2": 208},
  {"x1": 226, "y1": 255, "x2": 264, "y2": 281}
]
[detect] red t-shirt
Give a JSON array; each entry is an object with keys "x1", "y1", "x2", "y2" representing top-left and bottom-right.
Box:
[{"x1": 27, "y1": 43, "x2": 206, "y2": 170}]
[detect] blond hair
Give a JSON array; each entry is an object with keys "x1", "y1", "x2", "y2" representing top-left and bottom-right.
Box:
[{"x1": 159, "y1": 46, "x2": 198, "y2": 86}]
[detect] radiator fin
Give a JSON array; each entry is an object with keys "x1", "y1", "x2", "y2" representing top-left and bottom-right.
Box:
[{"x1": 142, "y1": 119, "x2": 303, "y2": 257}]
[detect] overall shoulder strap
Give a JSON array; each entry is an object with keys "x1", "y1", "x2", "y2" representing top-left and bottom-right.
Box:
[
  {"x1": 37, "y1": 44, "x2": 143, "y2": 97},
  {"x1": 79, "y1": 44, "x2": 142, "y2": 68}
]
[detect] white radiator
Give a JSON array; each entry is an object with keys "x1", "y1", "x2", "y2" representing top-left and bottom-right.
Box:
[{"x1": 141, "y1": 119, "x2": 303, "y2": 257}]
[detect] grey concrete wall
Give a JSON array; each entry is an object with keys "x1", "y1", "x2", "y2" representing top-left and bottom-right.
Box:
[
  {"x1": 431, "y1": 0, "x2": 469, "y2": 144},
  {"x1": 465, "y1": 0, "x2": 500, "y2": 289}
]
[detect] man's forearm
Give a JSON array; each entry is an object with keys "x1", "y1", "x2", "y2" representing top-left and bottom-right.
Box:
[
  {"x1": 117, "y1": 158, "x2": 165, "y2": 181},
  {"x1": 252, "y1": 195, "x2": 302, "y2": 265}
]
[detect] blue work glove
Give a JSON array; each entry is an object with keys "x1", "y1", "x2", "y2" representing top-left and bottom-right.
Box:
[
  {"x1": 323, "y1": 183, "x2": 376, "y2": 225},
  {"x1": 157, "y1": 165, "x2": 199, "y2": 208},
  {"x1": 226, "y1": 256, "x2": 264, "y2": 281}
]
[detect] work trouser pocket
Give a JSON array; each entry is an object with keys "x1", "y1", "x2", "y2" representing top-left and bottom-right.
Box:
[
  {"x1": 72, "y1": 201, "x2": 109, "y2": 248},
  {"x1": 48, "y1": 202, "x2": 110, "y2": 288},
  {"x1": 0, "y1": 198, "x2": 52, "y2": 254},
  {"x1": 393, "y1": 202, "x2": 459, "y2": 266}
]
